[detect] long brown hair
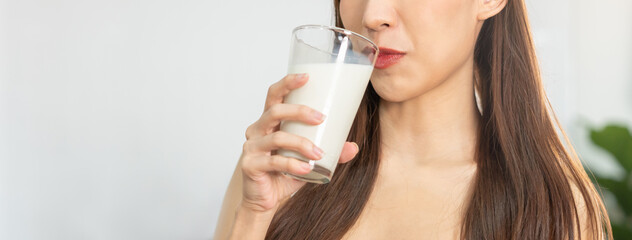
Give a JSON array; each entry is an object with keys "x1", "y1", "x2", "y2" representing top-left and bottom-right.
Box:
[{"x1": 266, "y1": 0, "x2": 612, "y2": 239}]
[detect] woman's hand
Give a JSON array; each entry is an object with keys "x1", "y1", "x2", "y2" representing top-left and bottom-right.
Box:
[{"x1": 239, "y1": 73, "x2": 359, "y2": 214}]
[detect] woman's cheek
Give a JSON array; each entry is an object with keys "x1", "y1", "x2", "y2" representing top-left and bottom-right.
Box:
[{"x1": 339, "y1": 1, "x2": 362, "y2": 30}]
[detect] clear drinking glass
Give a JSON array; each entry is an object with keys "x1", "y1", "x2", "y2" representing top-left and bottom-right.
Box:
[{"x1": 279, "y1": 25, "x2": 378, "y2": 184}]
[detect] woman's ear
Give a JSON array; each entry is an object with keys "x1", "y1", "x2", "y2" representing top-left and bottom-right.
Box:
[{"x1": 477, "y1": 0, "x2": 507, "y2": 21}]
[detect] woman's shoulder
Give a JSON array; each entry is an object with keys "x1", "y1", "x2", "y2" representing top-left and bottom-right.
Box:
[{"x1": 568, "y1": 178, "x2": 608, "y2": 240}]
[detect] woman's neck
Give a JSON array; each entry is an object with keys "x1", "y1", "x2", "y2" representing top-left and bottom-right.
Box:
[{"x1": 378, "y1": 61, "x2": 480, "y2": 169}]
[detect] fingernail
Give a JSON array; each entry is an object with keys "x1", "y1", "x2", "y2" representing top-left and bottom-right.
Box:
[
  {"x1": 313, "y1": 111, "x2": 326, "y2": 122},
  {"x1": 300, "y1": 161, "x2": 312, "y2": 171},
  {"x1": 296, "y1": 73, "x2": 307, "y2": 81},
  {"x1": 313, "y1": 145, "x2": 324, "y2": 158},
  {"x1": 352, "y1": 142, "x2": 359, "y2": 153}
]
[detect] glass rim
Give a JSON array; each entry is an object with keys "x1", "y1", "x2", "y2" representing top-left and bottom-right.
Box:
[{"x1": 291, "y1": 24, "x2": 379, "y2": 52}]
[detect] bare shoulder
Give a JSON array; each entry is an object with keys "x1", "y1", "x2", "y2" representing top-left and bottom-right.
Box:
[
  {"x1": 213, "y1": 158, "x2": 244, "y2": 240},
  {"x1": 569, "y1": 179, "x2": 608, "y2": 240}
]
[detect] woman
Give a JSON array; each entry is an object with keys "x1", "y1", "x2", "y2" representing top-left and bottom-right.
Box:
[{"x1": 215, "y1": 0, "x2": 612, "y2": 239}]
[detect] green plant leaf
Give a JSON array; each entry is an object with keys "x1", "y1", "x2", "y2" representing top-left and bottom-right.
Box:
[
  {"x1": 594, "y1": 176, "x2": 618, "y2": 190},
  {"x1": 611, "y1": 223, "x2": 632, "y2": 240},
  {"x1": 590, "y1": 125, "x2": 632, "y2": 173},
  {"x1": 600, "y1": 180, "x2": 632, "y2": 217},
  {"x1": 587, "y1": 124, "x2": 632, "y2": 237}
]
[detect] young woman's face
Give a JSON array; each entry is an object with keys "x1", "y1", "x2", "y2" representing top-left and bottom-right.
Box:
[{"x1": 340, "y1": 0, "x2": 485, "y2": 102}]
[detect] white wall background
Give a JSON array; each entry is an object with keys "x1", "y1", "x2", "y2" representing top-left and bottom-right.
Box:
[
  {"x1": 0, "y1": 0, "x2": 630, "y2": 239},
  {"x1": 527, "y1": 0, "x2": 632, "y2": 178}
]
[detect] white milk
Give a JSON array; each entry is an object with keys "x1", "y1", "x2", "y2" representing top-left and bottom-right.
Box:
[{"x1": 278, "y1": 63, "x2": 374, "y2": 183}]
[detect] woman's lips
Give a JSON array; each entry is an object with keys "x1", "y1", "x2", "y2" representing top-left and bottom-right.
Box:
[{"x1": 374, "y1": 47, "x2": 406, "y2": 69}]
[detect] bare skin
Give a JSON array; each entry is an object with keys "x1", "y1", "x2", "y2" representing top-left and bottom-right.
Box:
[
  {"x1": 340, "y1": 57, "x2": 480, "y2": 239},
  {"x1": 339, "y1": 0, "x2": 501, "y2": 237},
  {"x1": 214, "y1": 0, "x2": 509, "y2": 239}
]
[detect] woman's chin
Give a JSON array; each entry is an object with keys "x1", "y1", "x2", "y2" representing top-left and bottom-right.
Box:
[
  {"x1": 371, "y1": 85, "x2": 410, "y2": 103},
  {"x1": 370, "y1": 77, "x2": 414, "y2": 103}
]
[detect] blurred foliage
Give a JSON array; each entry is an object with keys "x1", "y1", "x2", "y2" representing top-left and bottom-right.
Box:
[{"x1": 588, "y1": 124, "x2": 632, "y2": 239}]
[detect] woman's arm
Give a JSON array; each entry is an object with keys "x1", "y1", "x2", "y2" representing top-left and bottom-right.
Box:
[
  {"x1": 214, "y1": 157, "x2": 254, "y2": 240},
  {"x1": 228, "y1": 205, "x2": 277, "y2": 239},
  {"x1": 213, "y1": 156, "x2": 294, "y2": 240}
]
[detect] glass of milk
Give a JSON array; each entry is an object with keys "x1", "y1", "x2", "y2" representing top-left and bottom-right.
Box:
[{"x1": 278, "y1": 25, "x2": 378, "y2": 184}]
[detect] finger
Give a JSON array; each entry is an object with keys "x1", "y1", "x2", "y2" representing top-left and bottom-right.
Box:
[
  {"x1": 254, "y1": 155, "x2": 313, "y2": 175},
  {"x1": 338, "y1": 142, "x2": 359, "y2": 164},
  {"x1": 251, "y1": 131, "x2": 324, "y2": 160},
  {"x1": 248, "y1": 104, "x2": 325, "y2": 138},
  {"x1": 264, "y1": 73, "x2": 309, "y2": 111}
]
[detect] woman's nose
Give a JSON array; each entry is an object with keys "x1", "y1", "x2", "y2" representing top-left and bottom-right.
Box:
[{"x1": 362, "y1": 0, "x2": 398, "y2": 32}]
